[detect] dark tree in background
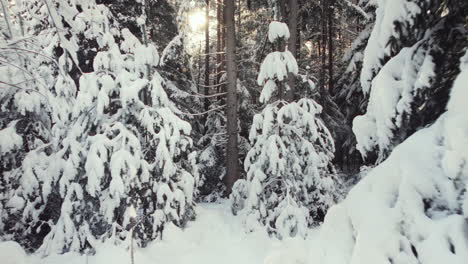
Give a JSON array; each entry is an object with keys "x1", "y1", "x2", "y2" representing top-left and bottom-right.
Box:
[{"x1": 224, "y1": 0, "x2": 240, "y2": 194}]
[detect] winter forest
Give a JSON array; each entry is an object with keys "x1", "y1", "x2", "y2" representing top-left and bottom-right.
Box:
[{"x1": 0, "y1": 0, "x2": 467, "y2": 263}]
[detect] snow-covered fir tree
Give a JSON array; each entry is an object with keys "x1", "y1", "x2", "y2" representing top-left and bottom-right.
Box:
[
  {"x1": 0, "y1": 0, "x2": 80, "y2": 250},
  {"x1": 0, "y1": 0, "x2": 197, "y2": 254},
  {"x1": 353, "y1": 0, "x2": 467, "y2": 162},
  {"x1": 232, "y1": 21, "x2": 339, "y2": 239}
]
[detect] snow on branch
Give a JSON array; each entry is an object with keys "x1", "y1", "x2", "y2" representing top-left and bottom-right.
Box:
[
  {"x1": 341, "y1": 0, "x2": 370, "y2": 20},
  {"x1": 268, "y1": 21, "x2": 290, "y2": 43}
]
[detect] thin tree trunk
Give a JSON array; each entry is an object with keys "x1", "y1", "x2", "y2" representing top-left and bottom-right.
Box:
[
  {"x1": 220, "y1": 0, "x2": 227, "y2": 95},
  {"x1": 237, "y1": 0, "x2": 241, "y2": 28},
  {"x1": 141, "y1": 0, "x2": 151, "y2": 105},
  {"x1": 328, "y1": 0, "x2": 334, "y2": 94},
  {"x1": 286, "y1": 0, "x2": 298, "y2": 102},
  {"x1": 130, "y1": 227, "x2": 135, "y2": 264},
  {"x1": 197, "y1": 42, "x2": 203, "y2": 93},
  {"x1": 296, "y1": 26, "x2": 301, "y2": 61},
  {"x1": 224, "y1": 0, "x2": 239, "y2": 195},
  {"x1": 204, "y1": 0, "x2": 210, "y2": 113},
  {"x1": 216, "y1": 0, "x2": 222, "y2": 90},
  {"x1": 321, "y1": 0, "x2": 328, "y2": 98},
  {"x1": 317, "y1": 39, "x2": 321, "y2": 61},
  {"x1": 216, "y1": 0, "x2": 221, "y2": 86}
]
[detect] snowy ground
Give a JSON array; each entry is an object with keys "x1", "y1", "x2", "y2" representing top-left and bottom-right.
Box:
[{"x1": 2, "y1": 201, "x2": 317, "y2": 264}]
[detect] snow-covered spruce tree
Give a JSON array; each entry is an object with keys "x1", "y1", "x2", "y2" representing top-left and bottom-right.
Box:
[
  {"x1": 1, "y1": 0, "x2": 197, "y2": 255},
  {"x1": 197, "y1": 106, "x2": 227, "y2": 199},
  {"x1": 0, "y1": 0, "x2": 81, "y2": 249},
  {"x1": 111, "y1": 0, "x2": 200, "y2": 115},
  {"x1": 232, "y1": 22, "x2": 339, "y2": 239},
  {"x1": 353, "y1": 0, "x2": 467, "y2": 162}
]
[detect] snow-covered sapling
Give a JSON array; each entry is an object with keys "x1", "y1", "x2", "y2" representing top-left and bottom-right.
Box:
[{"x1": 232, "y1": 21, "x2": 340, "y2": 239}]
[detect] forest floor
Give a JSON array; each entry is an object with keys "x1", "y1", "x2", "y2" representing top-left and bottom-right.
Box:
[{"x1": 4, "y1": 200, "x2": 319, "y2": 264}]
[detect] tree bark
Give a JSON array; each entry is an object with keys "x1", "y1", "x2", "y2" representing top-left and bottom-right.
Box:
[
  {"x1": 328, "y1": 0, "x2": 334, "y2": 94},
  {"x1": 216, "y1": 0, "x2": 221, "y2": 86},
  {"x1": 237, "y1": 0, "x2": 241, "y2": 28},
  {"x1": 204, "y1": 0, "x2": 210, "y2": 113},
  {"x1": 218, "y1": 0, "x2": 226, "y2": 95},
  {"x1": 216, "y1": 0, "x2": 223, "y2": 90},
  {"x1": 141, "y1": 0, "x2": 151, "y2": 106},
  {"x1": 224, "y1": 0, "x2": 239, "y2": 194},
  {"x1": 286, "y1": 0, "x2": 298, "y2": 102},
  {"x1": 320, "y1": 0, "x2": 328, "y2": 98}
]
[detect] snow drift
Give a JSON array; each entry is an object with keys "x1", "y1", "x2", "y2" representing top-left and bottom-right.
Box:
[{"x1": 313, "y1": 52, "x2": 468, "y2": 264}]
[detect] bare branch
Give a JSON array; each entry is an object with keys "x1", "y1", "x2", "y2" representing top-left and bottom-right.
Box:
[
  {"x1": 187, "y1": 91, "x2": 227, "y2": 98},
  {"x1": 175, "y1": 105, "x2": 226, "y2": 116},
  {"x1": 197, "y1": 82, "x2": 228, "y2": 88}
]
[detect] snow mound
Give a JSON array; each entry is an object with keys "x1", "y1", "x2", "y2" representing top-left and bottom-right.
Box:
[
  {"x1": 0, "y1": 241, "x2": 27, "y2": 264},
  {"x1": 314, "y1": 53, "x2": 468, "y2": 264},
  {"x1": 24, "y1": 202, "x2": 316, "y2": 264}
]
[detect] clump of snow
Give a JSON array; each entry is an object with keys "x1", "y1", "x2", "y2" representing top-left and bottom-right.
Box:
[
  {"x1": 0, "y1": 122, "x2": 23, "y2": 154},
  {"x1": 258, "y1": 52, "x2": 298, "y2": 85},
  {"x1": 257, "y1": 50, "x2": 298, "y2": 103},
  {"x1": 360, "y1": 0, "x2": 423, "y2": 93},
  {"x1": 353, "y1": 42, "x2": 435, "y2": 158},
  {"x1": 268, "y1": 21, "x2": 290, "y2": 43}
]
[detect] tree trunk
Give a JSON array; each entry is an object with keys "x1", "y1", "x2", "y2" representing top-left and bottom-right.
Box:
[
  {"x1": 286, "y1": 0, "x2": 298, "y2": 102},
  {"x1": 204, "y1": 0, "x2": 210, "y2": 113},
  {"x1": 216, "y1": 0, "x2": 221, "y2": 87},
  {"x1": 141, "y1": 0, "x2": 151, "y2": 106},
  {"x1": 237, "y1": 0, "x2": 241, "y2": 28},
  {"x1": 296, "y1": 26, "x2": 301, "y2": 61},
  {"x1": 219, "y1": 0, "x2": 227, "y2": 95},
  {"x1": 216, "y1": 0, "x2": 223, "y2": 91},
  {"x1": 328, "y1": 0, "x2": 334, "y2": 94},
  {"x1": 224, "y1": 0, "x2": 239, "y2": 194},
  {"x1": 321, "y1": 0, "x2": 328, "y2": 98}
]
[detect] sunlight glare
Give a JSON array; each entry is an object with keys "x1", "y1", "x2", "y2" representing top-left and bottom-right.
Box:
[{"x1": 189, "y1": 9, "x2": 207, "y2": 31}]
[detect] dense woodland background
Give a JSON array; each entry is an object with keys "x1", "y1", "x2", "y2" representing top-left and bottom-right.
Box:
[{"x1": 0, "y1": 0, "x2": 467, "y2": 260}]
